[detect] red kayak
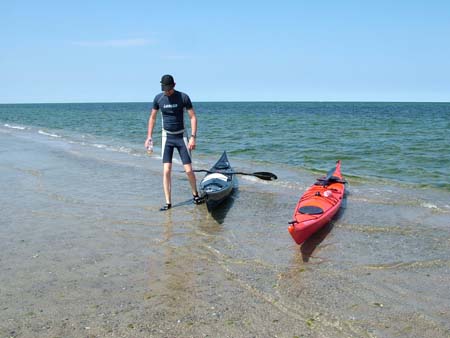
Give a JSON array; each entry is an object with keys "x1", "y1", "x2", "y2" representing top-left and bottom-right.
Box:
[{"x1": 288, "y1": 161, "x2": 346, "y2": 245}]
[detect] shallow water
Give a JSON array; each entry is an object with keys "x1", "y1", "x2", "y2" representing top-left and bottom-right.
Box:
[{"x1": 1, "y1": 129, "x2": 449, "y2": 337}]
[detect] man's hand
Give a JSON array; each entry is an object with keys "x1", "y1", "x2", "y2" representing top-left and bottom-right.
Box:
[
  {"x1": 188, "y1": 136, "x2": 196, "y2": 150},
  {"x1": 145, "y1": 137, "x2": 152, "y2": 148}
]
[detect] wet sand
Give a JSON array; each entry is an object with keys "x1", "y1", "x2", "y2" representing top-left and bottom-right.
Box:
[{"x1": 1, "y1": 129, "x2": 450, "y2": 338}]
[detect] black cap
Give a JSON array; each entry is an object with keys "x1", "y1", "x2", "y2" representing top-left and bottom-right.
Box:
[{"x1": 160, "y1": 74, "x2": 175, "y2": 91}]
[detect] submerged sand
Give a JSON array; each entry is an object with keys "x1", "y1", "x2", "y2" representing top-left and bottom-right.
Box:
[{"x1": 1, "y1": 130, "x2": 450, "y2": 338}]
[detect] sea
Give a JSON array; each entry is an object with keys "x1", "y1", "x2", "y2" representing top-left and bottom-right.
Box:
[
  {"x1": 1, "y1": 101, "x2": 449, "y2": 190},
  {"x1": 1, "y1": 102, "x2": 450, "y2": 337}
]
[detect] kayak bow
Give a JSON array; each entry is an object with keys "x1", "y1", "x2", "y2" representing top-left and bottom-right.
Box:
[
  {"x1": 288, "y1": 160, "x2": 346, "y2": 245},
  {"x1": 199, "y1": 151, "x2": 236, "y2": 211}
]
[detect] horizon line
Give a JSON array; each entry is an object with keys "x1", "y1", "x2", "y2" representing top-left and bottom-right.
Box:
[{"x1": 1, "y1": 100, "x2": 450, "y2": 105}]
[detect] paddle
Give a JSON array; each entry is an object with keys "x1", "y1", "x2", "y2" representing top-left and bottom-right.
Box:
[
  {"x1": 193, "y1": 169, "x2": 277, "y2": 181},
  {"x1": 324, "y1": 164, "x2": 338, "y2": 181},
  {"x1": 316, "y1": 161, "x2": 346, "y2": 184}
]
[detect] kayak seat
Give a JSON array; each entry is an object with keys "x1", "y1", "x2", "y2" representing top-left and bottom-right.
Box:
[
  {"x1": 315, "y1": 176, "x2": 346, "y2": 186},
  {"x1": 204, "y1": 183, "x2": 223, "y2": 193},
  {"x1": 215, "y1": 163, "x2": 230, "y2": 170},
  {"x1": 298, "y1": 205, "x2": 324, "y2": 215}
]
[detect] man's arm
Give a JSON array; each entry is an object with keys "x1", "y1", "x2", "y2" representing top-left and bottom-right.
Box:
[
  {"x1": 145, "y1": 108, "x2": 158, "y2": 147},
  {"x1": 187, "y1": 108, "x2": 197, "y2": 150}
]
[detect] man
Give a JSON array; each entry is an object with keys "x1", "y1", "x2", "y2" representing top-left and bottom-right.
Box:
[{"x1": 145, "y1": 74, "x2": 203, "y2": 211}]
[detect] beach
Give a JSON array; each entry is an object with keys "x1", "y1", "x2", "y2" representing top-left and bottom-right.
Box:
[
  {"x1": 1, "y1": 122, "x2": 449, "y2": 337},
  {"x1": 3, "y1": 0, "x2": 450, "y2": 334}
]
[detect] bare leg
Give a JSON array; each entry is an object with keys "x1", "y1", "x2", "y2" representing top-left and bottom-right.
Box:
[
  {"x1": 184, "y1": 163, "x2": 198, "y2": 195},
  {"x1": 163, "y1": 163, "x2": 172, "y2": 204}
]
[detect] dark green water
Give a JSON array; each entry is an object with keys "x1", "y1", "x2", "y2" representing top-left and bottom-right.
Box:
[{"x1": 1, "y1": 101, "x2": 449, "y2": 190}]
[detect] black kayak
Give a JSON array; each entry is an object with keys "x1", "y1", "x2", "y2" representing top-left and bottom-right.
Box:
[{"x1": 199, "y1": 151, "x2": 235, "y2": 211}]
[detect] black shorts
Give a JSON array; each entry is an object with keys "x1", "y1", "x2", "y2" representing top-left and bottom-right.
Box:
[{"x1": 161, "y1": 131, "x2": 192, "y2": 164}]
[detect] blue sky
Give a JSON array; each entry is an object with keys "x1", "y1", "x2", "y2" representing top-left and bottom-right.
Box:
[{"x1": 1, "y1": 1, "x2": 449, "y2": 103}]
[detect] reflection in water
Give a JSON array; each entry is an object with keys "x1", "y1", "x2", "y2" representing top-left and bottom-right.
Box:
[
  {"x1": 209, "y1": 189, "x2": 237, "y2": 225},
  {"x1": 146, "y1": 203, "x2": 198, "y2": 314},
  {"x1": 171, "y1": 198, "x2": 193, "y2": 209},
  {"x1": 300, "y1": 221, "x2": 335, "y2": 262},
  {"x1": 163, "y1": 208, "x2": 173, "y2": 241},
  {"x1": 300, "y1": 194, "x2": 347, "y2": 262}
]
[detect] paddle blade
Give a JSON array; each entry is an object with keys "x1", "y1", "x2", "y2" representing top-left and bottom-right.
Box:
[
  {"x1": 252, "y1": 172, "x2": 278, "y2": 180},
  {"x1": 325, "y1": 166, "x2": 335, "y2": 180},
  {"x1": 323, "y1": 161, "x2": 340, "y2": 181}
]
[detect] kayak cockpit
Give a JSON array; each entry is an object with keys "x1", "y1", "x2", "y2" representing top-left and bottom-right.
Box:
[
  {"x1": 298, "y1": 205, "x2": 324, "y2": 215},
  {"x1": 201, "y1": 173, "x2": 230, "y2": 193}
]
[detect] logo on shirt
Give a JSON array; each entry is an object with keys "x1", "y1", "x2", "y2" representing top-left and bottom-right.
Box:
[{"x1": 163, "y1": 104, "x2": 178, "y2": 109}]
